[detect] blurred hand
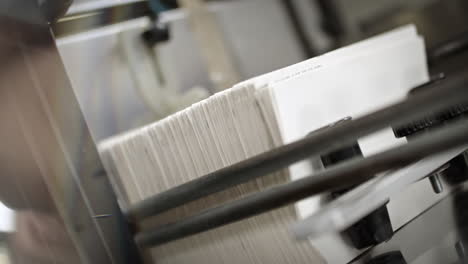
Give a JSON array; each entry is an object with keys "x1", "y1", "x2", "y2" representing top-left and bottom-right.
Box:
[{"x1": 0, "y1": 40, "x2": 80, "y2": 263}]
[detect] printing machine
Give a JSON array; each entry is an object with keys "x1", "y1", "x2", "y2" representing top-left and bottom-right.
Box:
[{"x1": 0, "y1": 0, "x2": 468, "y2": 263}]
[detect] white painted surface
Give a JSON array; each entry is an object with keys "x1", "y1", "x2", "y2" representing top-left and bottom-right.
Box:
[{"x1": 0, "y1": 203, "x2": 14, "y2": 232}]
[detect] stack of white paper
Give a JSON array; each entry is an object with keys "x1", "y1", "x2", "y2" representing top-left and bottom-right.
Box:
[{"x1": 99, "y1": 24, "x2": 428, "y2": 264}]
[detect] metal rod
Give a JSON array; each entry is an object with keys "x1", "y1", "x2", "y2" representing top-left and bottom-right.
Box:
[
  {"x1": 53, "y1": 0, "x2": 151, "y2": 37},
  {"x1": 428, "y1": 31, "x2": 468, "y2": 65},
  {"x1": 127, "y1": 73, "x2": 468, "y2": 222},
  {"x1": 428, "y1": 174, "x2": 444, "y2": 194},
  {"x1": 280, "y1": 0, "x2": 316, "y2": 58},
  {"x1": 126, "y1": 73, "x2": 468, "y2": 222},
  {"x1": 135, "y1": 119, "x2": 468, "y2": 248}
]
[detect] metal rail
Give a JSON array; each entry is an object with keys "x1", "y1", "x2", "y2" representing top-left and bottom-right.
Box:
[
  {"x1": 52, "y1": 0, "x2": 151, "y2": 37},
  {"x1": 428, "y1": 31, "x2": 468, "y2": 65},
  {"x1": 126, "y1": 72, "x2": 468, "y2": 222}
]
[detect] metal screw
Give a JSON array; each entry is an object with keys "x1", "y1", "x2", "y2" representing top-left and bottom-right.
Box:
[
  {"x1": 429, "y1": 175, "x2": 444, "y2": 194},
  {"x1": 93, "y1": 214, "x2": 112, "y2": 219},
  {"x1": 429, "y1": 164, "x2": 450, "y2": 194}
]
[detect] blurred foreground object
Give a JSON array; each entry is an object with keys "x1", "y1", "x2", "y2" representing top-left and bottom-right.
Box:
[
  {"x1": 178, "y1": 0, "x2": 241, "y2": 91},
  {"x1": 0, "y1": 0, "x2": 141, "y2": 263}
]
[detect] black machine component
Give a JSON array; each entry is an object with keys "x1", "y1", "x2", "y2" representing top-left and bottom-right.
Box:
[
  {"x1": 318, "y1": 120, "x2": 393, "y2": 250},
  {"x1": 349, "y1": 186, "x2": 468, "y2": 264},
  {"x1": 141, "y1": 0, "x2": 177, "y2": 46},
  {"x1": 428, "y1": 31, "x2": 468, "y2": 66},
  {"x1": 393, "y1": 74, "x2": 468, "y2": 193},
  {"x1": 159, "y1": 0, "x2": 178, "y2": 9},
  {"x1": 366, "y1": 251, "x2": 407, "y2": 264},
  {"x1": 142, "y1": 23, "x2": 170, "y2": 46}
]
